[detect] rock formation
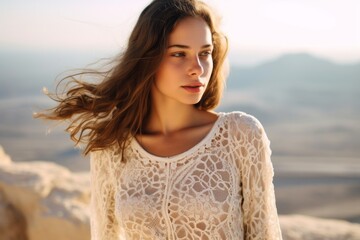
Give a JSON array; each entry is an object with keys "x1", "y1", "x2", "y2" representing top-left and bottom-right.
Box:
[
  {"x1": 0, "y1": 146, "x2": 90, "y2": 240},
  {"x1": 0, "y1": 146, "x2": 11, "y2": 165},
  {"x1": 280, "y1": 215, "x2": 360, "y2": 240}
]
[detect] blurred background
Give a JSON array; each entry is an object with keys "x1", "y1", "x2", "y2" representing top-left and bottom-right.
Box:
[{"x1": 1, "y1": 0, "x2": 359, "y2": 224}]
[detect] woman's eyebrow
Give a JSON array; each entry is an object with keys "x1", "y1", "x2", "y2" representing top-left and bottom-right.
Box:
[{"x1": 167, "y1": 44, "x2": 213, "y2": 49}]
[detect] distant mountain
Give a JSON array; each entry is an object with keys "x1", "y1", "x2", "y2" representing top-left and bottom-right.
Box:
[
  {"x1": 225, "y1": 52, "x2": 360, "y2": 115},
  {"x1": 228, "y1": 52, "x2": 360, "y2": 92}
]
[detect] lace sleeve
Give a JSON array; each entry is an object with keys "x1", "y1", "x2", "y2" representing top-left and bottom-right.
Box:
[
  {"x1": 90, "y1": 150, "x2": 119, "y2": 240},
  {"x1": 233, "y1": 114, "x2": 282, "y2": 240}
]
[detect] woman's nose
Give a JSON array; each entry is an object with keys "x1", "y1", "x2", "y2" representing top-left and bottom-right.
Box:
[{"x1": 188, "y1": 56, "x2": 204, "y2": 76}]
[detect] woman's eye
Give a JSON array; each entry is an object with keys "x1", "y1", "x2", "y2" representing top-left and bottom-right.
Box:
[
  {"x1": 171, "y1": 52, "x2": 185, "y2": 57},
  {"x1": 200, "y1": 51, "x2": 212, "y2": 57}
]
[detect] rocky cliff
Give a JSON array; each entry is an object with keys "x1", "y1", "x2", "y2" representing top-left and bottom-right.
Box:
[{"x1": 0, "y1": 145, "x2": 90, "y2": 240}]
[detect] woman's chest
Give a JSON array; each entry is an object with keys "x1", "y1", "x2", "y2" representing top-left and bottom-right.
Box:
[{"x1": 113, "y1": 154, "x2": 243, "y2": 238}]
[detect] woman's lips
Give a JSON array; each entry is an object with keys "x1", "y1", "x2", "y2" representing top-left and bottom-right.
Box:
[{"x1": 182, "y1": 85, "x2": 204, "y2": 93}]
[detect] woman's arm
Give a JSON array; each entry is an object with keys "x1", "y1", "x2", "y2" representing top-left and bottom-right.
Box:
[
  {"x1": 236, "y1": 114, "x2": 282, "y2": 240},
  {"x1": 90, "y1": 150, "x2": 119, "y2": 240}
]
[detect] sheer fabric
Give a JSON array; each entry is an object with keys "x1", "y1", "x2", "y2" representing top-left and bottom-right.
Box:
[{"x1": 90, "y1": 111, "x2": 282, "y2": 240}]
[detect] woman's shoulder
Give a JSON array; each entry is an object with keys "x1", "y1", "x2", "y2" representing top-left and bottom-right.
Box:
[
  {"x1": 89, "y1": 143, "x2": 124, "y2": 176},
  {"x1": 221, "y1": 111, "x2": 271, "y2": 152},
  {"x1": 221, "y1": 111, "x2": 265, "y2": 133},
  {"x1": 89, "y1": 143, "x2": 122, "y2": 161}
]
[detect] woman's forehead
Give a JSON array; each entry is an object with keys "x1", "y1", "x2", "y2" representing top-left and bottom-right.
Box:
[{"x1": 168, "y1": 17, "x2": 212, "y2": 47}]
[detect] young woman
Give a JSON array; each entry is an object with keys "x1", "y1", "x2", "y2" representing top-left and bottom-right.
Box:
[{"x1": 35, "y1": 0, "x2": 283, "y2": 239}]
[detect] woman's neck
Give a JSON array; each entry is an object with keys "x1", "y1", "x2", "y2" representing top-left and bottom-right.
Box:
[{"x1": 145, "y1": 101, "x2": 201, "y2": 136}]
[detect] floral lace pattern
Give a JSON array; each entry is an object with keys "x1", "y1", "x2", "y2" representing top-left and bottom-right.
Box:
[{"x1": 90, "y1": 111, "x2": 282, "y2": 239}]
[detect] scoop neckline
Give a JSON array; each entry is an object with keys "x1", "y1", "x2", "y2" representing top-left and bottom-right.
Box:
[{"x1": 131, "y1": 112, "x2": 225, "y2": 162}]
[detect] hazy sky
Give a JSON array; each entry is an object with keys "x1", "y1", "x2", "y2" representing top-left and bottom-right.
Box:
[{"x1": 1, "y1": 0, "x2": 359, "y2": 65}]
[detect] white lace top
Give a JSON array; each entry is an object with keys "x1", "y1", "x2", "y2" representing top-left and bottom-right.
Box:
[{"x1": 90, "y1": 111, "x2": 283, "y2": 240}]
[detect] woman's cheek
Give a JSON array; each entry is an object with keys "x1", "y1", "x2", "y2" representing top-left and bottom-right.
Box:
[{"x1": 168, "y1": 60, "x2": 186, "y2": 71}]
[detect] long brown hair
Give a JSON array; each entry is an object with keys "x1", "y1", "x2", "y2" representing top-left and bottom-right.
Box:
[{"x1": 34, "y1": 0, "x2": 228, "y2": 158}]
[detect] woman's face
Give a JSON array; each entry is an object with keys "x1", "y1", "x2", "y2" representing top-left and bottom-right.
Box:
[{"x1": 152, "y1": 17, "x2": 213, "y2": 106}]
